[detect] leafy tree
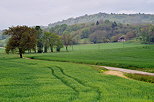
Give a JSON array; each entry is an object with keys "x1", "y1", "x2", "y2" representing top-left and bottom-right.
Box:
[
  {"x1": 125, "y1": 31, "x2": 136, "y2": 40},
  {"x1": 62, "y1": 34, "x2": 73, "y2": 51},
  {"x1": 80, "y1": 28, "x2": 90, "y2": 39},
  {"x1": 55, "y1": 36, "x2": 63, "y2": 52},
  {"x1": 43, "y1": 32, "x2": 50, "y2": 53},
  {"x1": 48, "y1": 33, "x2": 59, "y2": 52},
  {"x1": 4, "y1": 26, "x2": 37, "y2": 58},
  {"x1": 35, "y1": 26, "x2": 43, "y2": 53},
  {"x1": 89, "y1": 30, "x2": 108, "y2": 43},
  {"x1": 43, "y1": 32, "x2": 63, "y2": 52},
  {"x1": 112, "y1": 21, "x2": 117, "y2": 28},
  {"x1": 139, "y1": 25, "x2": 154, "y2": 44}
]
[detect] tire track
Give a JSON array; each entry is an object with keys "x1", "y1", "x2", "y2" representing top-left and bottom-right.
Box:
[
  {"x1": 24, "y1": 57, "x2": 101, "y2": 101},
  {"x1": 49, "y1": 67, "x2": 79, "y2": 102},
  {"x1": 54, "y1": 66, "x2": 101, "y2": 102}
]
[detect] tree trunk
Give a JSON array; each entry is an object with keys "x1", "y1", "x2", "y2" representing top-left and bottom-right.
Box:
[
  {"x1": 50, "y1": 45, "x2": 53, "y2": 52},
  {"x1": 20, "y1": 53, "x2": 23, "y2": 58},
  {"x1": 44, "y1": 46, "x2": 47, "y2": 53},
  {"x1": 56, "y1": 47, "x2": 60, "y2": 52},
  {"x1": 19, "y1": 48, "x2": 23, "y2": 58},
  {"x1": 66, "y1": 46, "x2": 68, "y2": 51}
]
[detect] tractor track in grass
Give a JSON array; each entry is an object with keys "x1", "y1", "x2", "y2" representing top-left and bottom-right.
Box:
[
  {"x1": 55, "y1": 66, "x2": 101, "y2": 102},
  {"x1": 26, "y1": 57, "x2": 154, "y2": 76},
  {"x1": 49, "y1": 67, "x2": 79, "y2": 102},
  {"x1": 48, "y1": 66, "x2": 101, "y2": 102}
]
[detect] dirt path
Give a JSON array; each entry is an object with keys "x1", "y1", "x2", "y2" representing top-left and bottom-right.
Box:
[
  {"x1": 100, "y1": 66, "x2": 154, "y2": 76},
  {"x1": 103, "y1": 70, "x2": 129, "y2": 79}
]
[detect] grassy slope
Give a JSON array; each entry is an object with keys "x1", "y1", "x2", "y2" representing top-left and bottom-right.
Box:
[
  {"x1": 27, "y1": 43, "x2": 154, "y2": 72},
  {"x1": 0, "y1": 53, "x2": 154, "y2": 102}
]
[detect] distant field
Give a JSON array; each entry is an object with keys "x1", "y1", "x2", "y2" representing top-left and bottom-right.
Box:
[
  {"x1": 27, "y1": 43, "x2": 154, "y2": 72},
  {"x1": 0, "y1": 53, "x2": 154, "y2": 102}
]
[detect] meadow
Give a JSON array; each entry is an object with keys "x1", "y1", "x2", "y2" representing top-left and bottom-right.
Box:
[
  {"x1": 0, "y1": 49, "x2": 154, "y2": 102},
  {"x1": 27, "y1": 43, "x2": 154, "y2": 72}
]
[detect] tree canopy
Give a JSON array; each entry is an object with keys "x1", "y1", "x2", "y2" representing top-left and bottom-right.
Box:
[{"x1": 4, "y1": 26, "x2": 37, "y2": 58}]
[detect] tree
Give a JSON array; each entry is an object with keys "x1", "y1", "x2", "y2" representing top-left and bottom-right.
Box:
[
  {"x1": 48, "y1": 32, "x2": 59, "y2": 52},
  {"x1": 112, "y1": 21, "x2": 117, "y2": 28},
  {"x1": 125, "y1": 31, "x2": 136, "y2": 40},
  {"x1": 55, "y1": 36, "x2": 63, "y2": 52},
  {"x1": 35, "y1": 26, "x2": 43, "y2": 53},
  {"x1": 62, "y1": 34, "x2": 73, "y2": 51},
  {"x1": 4, "y1": 26, "x2": 37, "y2": 58},
  {"x1": 80, "y1": 28, "x2": 90, "y2": 39},
  {"x1": 43, "y1": 32, "x2": 50, "y2": 53},
  {"x1": 139, "y1": 25, "x2": 154, "y2": 44},
  {"x1": 96, "y1": 21, "x2": 99, "y2": 25},
  {"x1": 89, "y1": 30, "x2": 108, "y2": 43},
  {"x1": 43, "y1": 32, "x2": 63, "y2": 52}
]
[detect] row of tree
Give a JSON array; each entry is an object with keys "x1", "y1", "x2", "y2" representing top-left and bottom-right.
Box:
[
  {"x1": 3, "y1": 20, "x2": 154, "y2": 58},
  {"x1": 4, "y1": 26, "x2": 73, "y2": 58}
]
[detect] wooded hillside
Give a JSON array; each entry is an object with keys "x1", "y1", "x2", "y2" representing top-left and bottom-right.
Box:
[{"x1": 48, "y1": 13, "x2": 154, "y2": 27}]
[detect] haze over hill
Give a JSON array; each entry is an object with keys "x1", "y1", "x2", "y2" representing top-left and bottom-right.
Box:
[{"x1": 48, "y1": 13, "x2": 154, "y2": 27}]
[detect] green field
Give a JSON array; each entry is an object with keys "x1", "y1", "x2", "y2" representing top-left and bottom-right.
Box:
[
  {"x1": 27, "y1": 43, "x2": 154, "y2": 72},
  {"x1": 1, "y1": 43, "x2": 154, "y2": 102},
  {"x1": 0, "y1": 51, "x2": 154, "y2": 102}
]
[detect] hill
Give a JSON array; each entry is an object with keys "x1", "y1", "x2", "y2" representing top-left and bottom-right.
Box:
[
  {"x1": 48, "y1": 20, "x2": 138, "y2": 44},
  {"x1": 48, "y1": 13, "x2": 154, "y2": 27}
]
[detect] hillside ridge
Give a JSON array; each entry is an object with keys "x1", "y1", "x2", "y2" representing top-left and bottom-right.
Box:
[{"x1": 48, "y1": 12, "x2": 154, "y2": 27}]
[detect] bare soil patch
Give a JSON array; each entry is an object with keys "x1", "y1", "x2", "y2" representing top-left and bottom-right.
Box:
[{"x1": 104, "y1": 70, "x2": 128, "y2": 79}]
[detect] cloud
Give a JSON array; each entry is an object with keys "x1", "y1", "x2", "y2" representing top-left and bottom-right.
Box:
[{"x1": 0, "y1": 0, "x2": 154, "y2": 29}]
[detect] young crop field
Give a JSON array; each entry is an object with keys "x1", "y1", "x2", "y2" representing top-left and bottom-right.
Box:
[
  {"x1": 0, "y1": 52, "x2": 154, "y2": 102},
  {"x1": 27, "y1": 43, "x2": 154, "y2": 72}
]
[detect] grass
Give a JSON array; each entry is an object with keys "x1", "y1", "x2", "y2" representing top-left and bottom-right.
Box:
[
  {"x1": 26, "y1": 42, "x2": 154, "y2": 72},
  {"x1": 0, "y1": 53, "x2": 154, "y2": 102},
  {"x1": 0, "y1": 47, "x2": 4, "y2": 53},
  {"x1": 125, "y1": 73, "x2": 154, "y2": 83}
]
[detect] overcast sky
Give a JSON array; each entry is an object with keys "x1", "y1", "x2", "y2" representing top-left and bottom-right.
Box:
[{"x1": 0, "y1": 0, "x2": 154, "y2": 30}]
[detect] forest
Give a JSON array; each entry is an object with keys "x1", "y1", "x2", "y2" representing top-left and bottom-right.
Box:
[
  {"x1": 46, "y1": 20, "x2": 154, "y2": 44},
  {"x1": 49, "y1": 13, "x2": 154, "y2": 27}
]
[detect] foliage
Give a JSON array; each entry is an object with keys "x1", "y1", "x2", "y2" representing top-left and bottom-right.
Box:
[
  {"x1": 48, "y1": 13, "x2": 154, "y2": 27},
  {"x1": 43, "y1": 32, "x2": 63, "y2": 52},
  {"x1": 35, "y1": 26, "x2": 44, "y2": 53},
  {"x1": 4, "y1": 26, "x2": 37, "y2": 58},
  {"x1": 35, "y1": 26, "x2": 63, "y2": 53},
  {"x1": 48, "y1": 20, "x2": 138, "y2": 44},
  {"x1": 89, "y1": 30, "x2": 109, "y2": 43},
  {"x1": 139, "y1": 25, "x2": 154, "y2": 44},
  {"x1": 125, "y1": 73, "x2": 154, "y2": 83},
  {"x1": 62, "y1": 34, "x2": 73, "y2": 51}
]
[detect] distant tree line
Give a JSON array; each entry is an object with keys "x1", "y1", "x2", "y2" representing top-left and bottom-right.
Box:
[
  {"x1": 47, "y1": 20, "x2": 136, "y2": 44},
  {"x1": 47, "y1": 20, "x2": 154, "y2": 44},
  {"x1": 48, "y1": 13, "x2": 154, "y2": 27}
]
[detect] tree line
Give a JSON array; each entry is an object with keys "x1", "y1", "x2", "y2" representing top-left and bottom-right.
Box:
[
  {"x1": 47, "y1": 20, "x2": 154, "y2": 44},
  {"x1": 4, "y1": 26, "x2": 73, "y2": 58},
  {"x1": 3, "y1": 20, "x2": 154, "y2": 58}
]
